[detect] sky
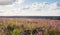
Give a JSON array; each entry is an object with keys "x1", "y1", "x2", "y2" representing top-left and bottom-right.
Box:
[{"x1": 0, "y1": 0, "x2": 60, "y2": 16}]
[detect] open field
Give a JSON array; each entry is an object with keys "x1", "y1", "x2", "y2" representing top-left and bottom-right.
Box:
[{"x1": 0, "y1": 18, "x2": 60, "y2": 35}]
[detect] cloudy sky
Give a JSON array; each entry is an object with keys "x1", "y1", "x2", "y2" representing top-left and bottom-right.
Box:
[{"x1": 0, "y1": 0, "x2": 60, "y2": 16}]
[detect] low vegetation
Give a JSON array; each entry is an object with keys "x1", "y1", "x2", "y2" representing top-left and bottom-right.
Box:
[{"x1": 0, "y1": 18, "x2": 60, "y2": 35}]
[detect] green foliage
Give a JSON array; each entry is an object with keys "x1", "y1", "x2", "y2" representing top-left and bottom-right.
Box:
[
  {"x1": 12, "y1": 29, "x2": 21, "y2": 35},
  {"x1": 23, "y1": 23, "x2": 31, "y2": 30},
  {"x1": 48, "y1": 30, "x2": 55, "y2": 35}
]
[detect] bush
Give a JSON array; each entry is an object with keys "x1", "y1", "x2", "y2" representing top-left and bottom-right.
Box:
[{"x1": 12, "y1": 29, "x2": 20, "y2": 35}]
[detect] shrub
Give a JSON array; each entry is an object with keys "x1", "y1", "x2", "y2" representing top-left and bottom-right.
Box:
[{"x1": 12, "y1": 29, "x2": 20, "y2": 35}]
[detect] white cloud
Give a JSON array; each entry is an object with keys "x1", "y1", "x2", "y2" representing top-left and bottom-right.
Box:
[
  {"x1": 16, "y1": 0, "x2": 25, "y2": 4},
  {"x1": 0, "y1": 0, "x2": 16, "y2": 5},
  {"x1": 0, "y1": 0, "x2": 25, "y2": 5},
  {"x1": 18, "y1": 2, "x2": 60, "y2": 16},
  {"x1": 0, "y1": 0, "x2": 25, "y2": 16},
  {"x1": 0, "y1": 2, "x2": 60, "y2": 16}
]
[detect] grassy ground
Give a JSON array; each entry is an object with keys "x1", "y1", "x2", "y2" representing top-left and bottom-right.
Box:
[{"x1": 0, "y1": 18, "x2": 60, "y2": 35}]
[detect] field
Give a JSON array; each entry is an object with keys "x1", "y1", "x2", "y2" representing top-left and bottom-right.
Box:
[{"x1": 0, "y1": 18, "x2": 60, "y2": 35}]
